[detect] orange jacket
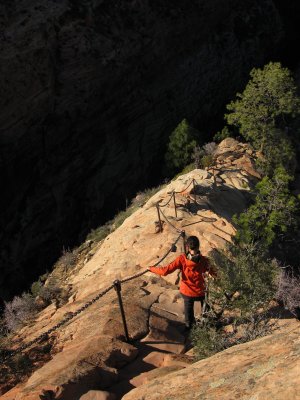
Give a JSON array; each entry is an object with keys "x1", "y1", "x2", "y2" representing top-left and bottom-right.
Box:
[{"x1": 149, "y1": 253, "x2": 211, "y2": 297}]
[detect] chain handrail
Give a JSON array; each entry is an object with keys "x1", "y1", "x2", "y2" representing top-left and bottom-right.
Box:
[
  {"x1": 157, "y1": 191, "x2": 175, "y2": 208},
  {"x1": 159, "y1": 207, "x2": 182, "y2": 233},
  {"x1": 1, "y1": 231, "x2": 184, "y2": 363},
  {"x1": 2, "y1": 179, "x2": 200, "y2": 363},
  {"x1": 174, "y1": 178, "x2": 195, "y2": 194},
  {"x1": 159, "y1": 178, "x2": 197, "y2": 208}
]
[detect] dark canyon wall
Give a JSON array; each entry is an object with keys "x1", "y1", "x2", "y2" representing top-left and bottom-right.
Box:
[{"x1": 0, "y1": 0, "x2": 285, "y2": 297}]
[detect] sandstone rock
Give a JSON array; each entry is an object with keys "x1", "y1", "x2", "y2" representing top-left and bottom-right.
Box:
[
  {"x1": 141, "y1": 314, "x2": 186, "y2": 354},
  {"x1": 80, "y1": 390, "x2": 116, "y2": 400},
  {"x1": 130, "y1": 365, "x2": 185, "y2": 387},
  {"x1": 123, "y1": 321, "x2": 300, "y2": 400},
  {"x1": 161, "y1": 353, "x2": 193, "y2": 368},
  {"x1": 2, "y1": 142, "x2": 267, "y2": 398}
]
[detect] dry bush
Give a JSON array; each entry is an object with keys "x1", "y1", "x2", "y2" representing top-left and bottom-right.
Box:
[
  {"x1": 203, "y1": 142, "x2": 217, "y2": 155},
  {"x1": 4, "y1": 294, "x2": 37, "y2": 332},
  {"x1": 276, "y1": 271, "x2": 300, "y2": 318},
  {"x1": 59, "y1": 248, "x2": 77, "y2": 271}
]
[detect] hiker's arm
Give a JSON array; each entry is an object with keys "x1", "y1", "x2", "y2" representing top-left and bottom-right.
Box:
[{"x1": 149, "y1": 256, "x2": 182, "y2": 276}]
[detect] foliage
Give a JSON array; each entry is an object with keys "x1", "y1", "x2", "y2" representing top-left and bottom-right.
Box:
[
  {"x1": 203, "y1": 142, "x2": 217, "y2": 155},
  {"x1": 255, "y1": 129, "x2": 296, "y2": 176},
  {"x1": 191, "y1": 142, "x2": 216, "y2": 170},
  {"x1": 210, "y1": 245, "x2": 279, "y2": 315},
  {"x1": 234, "y1": 167, "x2": 298, "y2": 247},
  {"x1": 201, "y1": 154, "x2": 214, "y2": 168},
  {"x1": 191, "y1": 323, "x2": 226, "y2": 360},
  {"x1": 4, "y1": 293, "x2": 37, "y2": 332},
  {"x1": 225, "y1": 62, "x2": 300, "y2": 152},
  {"x1": 191, "y1": 312, "x2": 275, "y2": 360},
  {"x1": 58, "y1": 248, "x2": 77, "y2": 271},
  {"x1": 165, "y1": 119, "x2": 198, "y2": 174},
  {"x1": 276, "y1": 271, "x2": 300, "y2": 318},
  {"x1": 87, "y1": 223, "x2": 111, "y2": 243},
  {"x1": 192, "y1": 145, "x2": 204, "y2": 169},
  {"x1": 31, "y1": 279, "x2": 60, "y2": 305},
  {"x1": 213, "y1": 126, "x2": 232, "y2": 142}
]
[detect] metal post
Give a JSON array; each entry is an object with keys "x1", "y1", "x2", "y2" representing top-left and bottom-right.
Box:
[
  {"x1": 192, "y1": 179, "x2": 197, "y2": 204},
  {"x1": 156, "y1": 203, "x2": 163, "y2": 232},
  {"x1": 173, "y1": 192, "x2": 177, "y2": 218},
  {"x1": 113, "y1": 280, "x2": 130, "y2": 342},
  {"x1": 212, "y1": 167, "x2": 216, "y2": 187},
  {"x1": 181, "y1": 230, "x2": 186, "y2": 254}
]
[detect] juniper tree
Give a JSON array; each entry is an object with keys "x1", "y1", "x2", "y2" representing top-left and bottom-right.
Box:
[
  {"x1": 234, "y1": 166, "x2": 298, "y2": 247},
  {"x1": 165, "y1": 119, "x2": 198, "y2": 174},
  {"x1": 225, "y1": 62, "x2": 300, "y2": 153}
]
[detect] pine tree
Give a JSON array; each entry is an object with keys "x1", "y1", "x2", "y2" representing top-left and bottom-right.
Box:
[
  {"x1": 225, "y1": 62, "x2": 300, "y2": 152},
  {"x1": 165, "y1": 119, "x2": 198, "y2": 173}
]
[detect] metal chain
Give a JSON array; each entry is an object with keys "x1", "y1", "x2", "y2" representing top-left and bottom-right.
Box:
[
  {"x1": 1, "y1": 231, "x2": 184, "y2": 363},
  {"x1": 158, "y1": 207, "x2": 182, "y2": 233},
  {"x1": 174, "y1": 178, "x2": 195, "y2": 194},
  {"x1": 157, "y1": 191, "x2": 175, "y2": 208},
  {"x1": 159, "y1": 178, "x2": 197, "y2": 207},
  {"x1": 1, "y1": 284, "x2": 114, "y2": 363},
  {"x1": 1, "y1": 181, "x2": 196, "y2": 363}
]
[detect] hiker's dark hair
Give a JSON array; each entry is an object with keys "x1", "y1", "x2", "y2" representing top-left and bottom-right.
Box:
[{"x1": 186, "y1": 236, "x2": 200, "y2": 250}]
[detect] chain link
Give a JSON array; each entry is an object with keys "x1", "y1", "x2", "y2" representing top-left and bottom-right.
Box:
[
  {"x1": 174, "y1": 178, "x2": 195, "y2": 194},
  {"x1": 158, "y1": 207, "x2": 182, "y2": 233},
  {"x1": 157, "y1": 191, "x2": 175, "y2": 208}
]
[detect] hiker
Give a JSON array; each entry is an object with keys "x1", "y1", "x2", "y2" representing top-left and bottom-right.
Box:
[{"x1": 148, "y1": 236, "x2": 213, "y2": 331}]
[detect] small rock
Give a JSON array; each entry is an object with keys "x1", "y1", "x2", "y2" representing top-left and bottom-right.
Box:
[
  {"x1": 80, "y1": 390, "x2": 116, "y2": 400},
  {"x1": 222, "y1": 324, "x2": 235, "y2": 334}
]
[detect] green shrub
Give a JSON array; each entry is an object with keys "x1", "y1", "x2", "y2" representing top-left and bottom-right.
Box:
[
  {"x1": 191, "y1": 324, "x2": 226, "y2": 360},
  {"x1": 213, "y1": 126, "x2": 232, "y2": 142},
  {"x1": 165, "y1": 119, "x2": 198, "y2": 174},
  {"x1": 211, "y1": 245, "x2": 279, "y2": 315},
  {"x1": 255, "y1": 129, "x2": 296, "y2": 176},
  {"x1": 225, "y1": 62, "x2": 300, "y2": 152},
  {"x1": 234, "y1": 167, "x2": 298, "y2": 247},
  {"x1": 87, "y1": 223, "x2": 111, "y2": 243},
  {"x1": 31, "y1": 280, "x2": 43, "y2": 298},
  {"x1": 191, "y1": 312, "x2": 275, "y2": 360},
  {"x1": 201, "y1": 154, "x2": 214, "y2": 168}
]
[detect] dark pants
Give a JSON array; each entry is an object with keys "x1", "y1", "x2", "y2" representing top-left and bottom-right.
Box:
[{"x1": 181, "y1": 293, "x2": 205, "y2": 328}]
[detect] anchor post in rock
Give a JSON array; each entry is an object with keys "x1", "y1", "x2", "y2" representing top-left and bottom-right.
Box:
[
  {"x1": 192, "y1": 179, "x2": 197, "y2": 204},
  {"x1": 173, "y1": 192, "x2": 178, "y2": 218},
  {"x1": 181, "y1": 230, "x2": 186, "y2": 254},
  {"x1": 113, "y1": 280, "x2": 130, "y2": 342},
  {"x1": 156, "y1": 202, "x2": 163, "y2": 232}
]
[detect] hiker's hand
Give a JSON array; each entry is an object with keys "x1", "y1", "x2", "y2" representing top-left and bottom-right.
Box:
[{"x1": 204, "y1": 271, "x2": 214, "y2": 280}]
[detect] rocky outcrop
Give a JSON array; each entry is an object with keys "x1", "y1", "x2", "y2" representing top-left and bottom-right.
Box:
[
  {"x1": 0, "y1": 0, "x2": 283, "y2": 297},
  {"x1": 122, "y1": 320, "x2": 300, "y2": 400},
  {"x1": 1, "y1": 139, "x2": 265, "y2": 399}
]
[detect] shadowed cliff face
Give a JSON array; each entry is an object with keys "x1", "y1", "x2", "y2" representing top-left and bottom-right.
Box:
[
  {"x1": 273, "y1": 0, "x2": 300, "y2": 67},
  {"x1": 0, "y1": 0, "x2": 283, "y2": 297}
]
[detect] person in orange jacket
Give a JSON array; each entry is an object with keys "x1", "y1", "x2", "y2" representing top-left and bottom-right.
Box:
[{"x1": 149, "y1": 235, "x2": 213, "y2": 331}]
